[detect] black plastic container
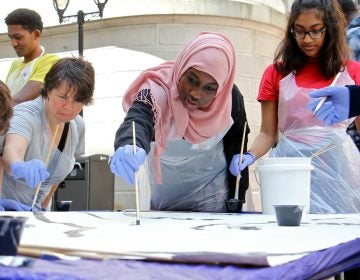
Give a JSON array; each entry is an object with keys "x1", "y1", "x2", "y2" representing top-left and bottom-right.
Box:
[
  {"x1": 54, "y1": 200, "x2": 72, "y2": 211},
  {"x1": 226, "y1": 199, "x2": 243, "y2": 213}
]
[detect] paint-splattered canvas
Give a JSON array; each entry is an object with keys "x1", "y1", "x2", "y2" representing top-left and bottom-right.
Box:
[{"x1": 2, "y1": 211, "x2": 359, "y2": 266}]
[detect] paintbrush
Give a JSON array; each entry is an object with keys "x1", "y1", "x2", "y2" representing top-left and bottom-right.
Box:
[
  {"x1": 234, "y1": 121, "x2": 247, "y2": 200},
  {"x1": 310, "y1": 143, "x2": 337, "y2": 159},
  {"x1": 31, "y1": 125, "x2": 60, "y2": 210},
  {"x1": 226, "y1": 121, "x2": 247, "y2": 213},
  {"x1": 312, "y1": 72, "x2": 341, "y2": 117},
  {"x1": 132, "y1": 121, "x2": 141, "y2": 225}
]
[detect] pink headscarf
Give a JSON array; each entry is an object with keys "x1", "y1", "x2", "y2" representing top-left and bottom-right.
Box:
[{"x1": 122, "y1": 32, "x2": 236, "y2": 183}]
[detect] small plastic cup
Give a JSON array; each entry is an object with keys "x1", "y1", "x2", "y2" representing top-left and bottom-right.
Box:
[
  {"x1": 0, "y1": 216, "x2": 28, "y2": 255},
  {"x1": 273, "y1": 205, "x2": 304, "y2": 226}
]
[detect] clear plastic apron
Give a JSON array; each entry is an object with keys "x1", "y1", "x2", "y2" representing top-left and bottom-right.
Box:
[
  {"x1": 148, "y1": 126, "x2": 230, "y2": 212},
  {"x1": 6, "y1": 47, "x2": 45, "y2": 95},
  {"x1": 271, "y1": 70, "x2": 360, "y2": 213}
]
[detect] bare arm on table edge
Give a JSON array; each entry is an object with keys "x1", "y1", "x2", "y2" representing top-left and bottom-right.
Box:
[
  {"x1": 11, "y1": 81, "x2": 43, "y2": 106},
  {"x1": 249, "y1": 100, "x2": 279, "y2": 159}
]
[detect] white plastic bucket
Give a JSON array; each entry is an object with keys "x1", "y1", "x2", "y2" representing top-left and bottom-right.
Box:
[{"x1": 257, "y1": 157, "x2": 313, "y2": 215}]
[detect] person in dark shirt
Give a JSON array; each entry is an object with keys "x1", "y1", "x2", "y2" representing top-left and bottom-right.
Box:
[
  {"x1": 338, "y1": 0, "x2": 360, "y2": 151},
  {"x1": 110, "y1": 32, "x2": 250, "y2": 212},
  {"x1": 308, "y1": 85, "x2": 360, "y2": 123}
]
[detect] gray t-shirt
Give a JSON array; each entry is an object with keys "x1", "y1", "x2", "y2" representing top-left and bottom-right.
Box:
[{"x1": 1, "y1": 97, "x2": 85, "y2": 210}]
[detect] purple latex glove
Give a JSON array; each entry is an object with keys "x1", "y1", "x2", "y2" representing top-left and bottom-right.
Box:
[
  {"x1": 110, "y1": 145, "x2": 146, "y2": 185},
  {"x1": 0, "y1": 198, "x2": 31, "y2": 211},
  {"x1": 308, "y1": 86, "x2": 350, "y2": 125},
  {"x1": 10, "y1": 160, "x2": 49, "y2": 188},
  {"x1": 229, "y1": 152, "x2": 256, "y2": 176}
]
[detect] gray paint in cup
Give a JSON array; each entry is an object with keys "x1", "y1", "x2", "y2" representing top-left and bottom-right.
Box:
[{"x1": 273, "y1": 205, "x2": 304, "y2": 226}]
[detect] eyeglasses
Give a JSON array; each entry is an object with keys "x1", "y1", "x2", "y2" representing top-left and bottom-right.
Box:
[{"x1": 291, "y1": 27, "x2": 326, "y2": 40}]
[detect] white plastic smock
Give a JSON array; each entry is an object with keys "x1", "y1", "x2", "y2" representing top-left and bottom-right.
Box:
[
  {"x1": 148, "y1": 125, "x2": 230, "y2": 212},
  {"x1": 270, "y1": 70, "x2": 360, "y2": 213}
]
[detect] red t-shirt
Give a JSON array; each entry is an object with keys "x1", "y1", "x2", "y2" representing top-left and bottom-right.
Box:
[{"x1": 257, "y1": 59, "x2": 360, "y2": 101}]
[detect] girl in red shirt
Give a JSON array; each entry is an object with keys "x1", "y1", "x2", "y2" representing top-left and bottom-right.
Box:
[{"x1": 231, "y1": 0, "x2": 360, "y2": 214}]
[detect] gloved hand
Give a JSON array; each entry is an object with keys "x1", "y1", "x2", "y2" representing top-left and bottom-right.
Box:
[
  {"x1": 229, "y1": 152, "x2": 256, "y2": 176},
  {"x1": 0, "y1": 198, "x2": 31, "y2": 211},
  {"x1": 308, "y1": 86, "x2": 350, "y2": 125},
  {"x1": 110, "y1": 145, "x2": 146, "y2": 185},
  {"x1": 10, "y1": 160, "x2": 49, "y2": 188}
]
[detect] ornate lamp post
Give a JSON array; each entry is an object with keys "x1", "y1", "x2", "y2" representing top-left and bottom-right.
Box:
[{"x1": 53, "y1": 0, "x2": 108, "y2": 57}]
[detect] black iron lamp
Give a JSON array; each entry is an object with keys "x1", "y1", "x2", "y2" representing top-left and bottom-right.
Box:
[
  {"x1": 52, "y1": 0, "x2": 70, "y2": 24},
  {"x1": 52, "y1": 0, "x2": 108, "y2": 57}
]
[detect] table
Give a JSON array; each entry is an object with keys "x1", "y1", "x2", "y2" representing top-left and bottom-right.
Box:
[{"x1": 0, "y1": 211, "x2": 359, "y2": 279}]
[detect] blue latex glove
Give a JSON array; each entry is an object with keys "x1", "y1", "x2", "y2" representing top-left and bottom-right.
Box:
[
  {"x1": 10, "y1": 160, "x2": 50, "y2": 188},
  {"x1": 308, "y1": 86, "x2": 350, "y2": 125},
  {"x1": 110, "y1": 145, "x2": 146, "y2": 185},
  {"x1": 0, "y1": 198, "x2": 31, "y2": 211},
  {"x1": 229, "y1": 152, "x2": 256, "y2": 176}
]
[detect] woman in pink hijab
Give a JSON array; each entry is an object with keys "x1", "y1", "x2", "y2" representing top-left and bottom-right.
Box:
[{"x1": 110, "y1": 32, "x2": 250, "y2": 212}]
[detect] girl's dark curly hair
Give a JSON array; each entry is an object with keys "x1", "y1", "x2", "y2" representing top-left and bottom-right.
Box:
[
  {"x1": 274, "y1": 0, "x2": 350, "y2": 79},
  {"x1": 0, "y1": 81, "x2": 13, "y2": 135}
]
